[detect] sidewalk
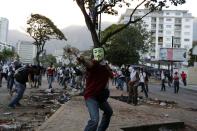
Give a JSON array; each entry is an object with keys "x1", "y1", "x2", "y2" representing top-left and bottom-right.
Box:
[{"x1": 37, "y1": 87, "x2": 184, "y2": 131}]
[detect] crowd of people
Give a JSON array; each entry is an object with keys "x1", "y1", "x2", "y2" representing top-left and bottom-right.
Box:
[
  {"x1": 0, "y1": 47, "x2": 188, "y2": 131},
  {"x1": 110, "y1": 65, "x2": 188, "y2": 105},
  {"x1": 0, "y1": 61, "x2": 85, "y2": 109}
]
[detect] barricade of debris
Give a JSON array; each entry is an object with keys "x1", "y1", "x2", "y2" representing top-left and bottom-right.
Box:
[
  {"x1": 0, "y1": 88, "x2": 71, "y2": 131},
  {"x1": 111, "y1": 95, "x2": 177, "y2": 109}
]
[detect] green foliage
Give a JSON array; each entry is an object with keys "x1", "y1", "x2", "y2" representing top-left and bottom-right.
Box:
[
  {"x1": 0, "y1": 48, "x2": 15, "y2": 61},
  {"x1": 26, "y1": 14, "x2": 67, "y2": 65},
  {"x1": 39, "y1": 54, "x2": 57, "y2": 67},
  {"x1": 188, "y1": 41, "x2": 197, "y2": 66},
  {"x1": 103, "y1": 24, "x2": 151, "y2": 66}
]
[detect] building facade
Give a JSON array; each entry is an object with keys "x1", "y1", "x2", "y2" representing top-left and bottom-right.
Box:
[
  {"x1": 0, "y1": 17, "x2": 9, "y2": 44},
  {"x1": 193, "y1": 17, "x2": 197, "y2": 41},
  {"x1": 119, "y1": 9, "x2": 193, "y2": 60},
  {"x1": 16, "y1": 41, "x2": 36, "y2": 64}
]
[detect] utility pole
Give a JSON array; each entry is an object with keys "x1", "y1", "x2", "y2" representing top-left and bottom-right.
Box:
[{"x1": 171, "y1": 36, "x2": 174, "y2": 78}]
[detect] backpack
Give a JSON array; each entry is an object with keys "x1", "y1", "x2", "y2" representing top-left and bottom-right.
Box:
[{"x1": 14, "y1": 67, "x2": 27, "y2": 83}]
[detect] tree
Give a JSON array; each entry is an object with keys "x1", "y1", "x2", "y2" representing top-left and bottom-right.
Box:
[
  {"x1": 103, "y1": 24, "x2": 151, "y2": 66},
  {"x1": 188, "y1": 41, "x2": 197, "y2": 66},
  {"x1": 39, "y1": 54, "x2": 57, "y2": 67},
  {"x1": 0, "y1": 48, "x2": 15, "y2": 62},
  {"x1": 27, "y1": 14, "x2": 67, "y2": 65},
  {"x1": 63, "y1": 45, "x2": 80, "y2": 66},
  {"x1": 75, "y1": 0, "x2": 185, "y2": 48}
]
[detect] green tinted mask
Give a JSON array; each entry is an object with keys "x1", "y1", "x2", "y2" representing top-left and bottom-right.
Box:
[{"x1": 93, "y1": 48, "x2": 104, "y2": 61}]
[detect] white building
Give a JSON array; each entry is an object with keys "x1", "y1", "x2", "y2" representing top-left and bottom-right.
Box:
[
  {"x1": 16, "y1": 41, "x2": 36, "y2": 64},
  {"x1": 0, "y1": 17, "x2": 9, "y2": 44},
  {"x1": 119, "y1": 9, "x2": 193, "y2": 60}
]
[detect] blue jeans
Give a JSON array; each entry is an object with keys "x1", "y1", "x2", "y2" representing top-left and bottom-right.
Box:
[
  {"x1": 9, "y1": 80, "x2": 26, "y2": 107},
  {"x1": 47, "y1": 76, "x2": 53, "y2": 88},
  {"x1": 84, "y1": 98, "x2": 113, "y2": 131},
  {"x1": 7, "y1": 77, "x2": 14, "y2": 91}
]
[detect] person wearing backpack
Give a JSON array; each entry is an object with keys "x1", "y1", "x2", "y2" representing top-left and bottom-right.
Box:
[{"x1": 8, "y1": 65, "x2": 35, "y2": 108}]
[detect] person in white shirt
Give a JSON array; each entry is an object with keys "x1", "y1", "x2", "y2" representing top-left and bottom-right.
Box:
[
  {"x1": 127, "y1": 66, "x2": 140, "y2": 105},
  {"x1": 139, "y1": 68, "x2": 148, "y2": 98}
]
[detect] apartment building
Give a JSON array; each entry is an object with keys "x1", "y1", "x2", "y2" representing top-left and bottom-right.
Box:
[
  {"x1": 119, "y1": 9, "x2": 193, "y2": 60},
  {"x1": 16, "y1": 41, "x2": 36, "y2": 64},
  {"x1": 0, "y1": 17, "x2": 8, "y2": 44}
]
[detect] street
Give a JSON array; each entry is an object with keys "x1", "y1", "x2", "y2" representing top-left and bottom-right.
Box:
[{"x1": 0, "y1": 77, "x2": 197, "y2": 130}]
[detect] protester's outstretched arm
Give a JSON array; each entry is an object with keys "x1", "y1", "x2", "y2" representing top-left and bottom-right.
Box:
[{"x1": 77, "y1": 56, "x2": 93, "y2": 69}]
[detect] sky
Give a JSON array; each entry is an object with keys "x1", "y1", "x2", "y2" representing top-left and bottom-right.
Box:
[{"x1": 0, "y1": 0, "x2": 196, "y2": 32}]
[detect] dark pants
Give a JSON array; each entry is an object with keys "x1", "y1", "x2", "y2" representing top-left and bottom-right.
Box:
[
  {"x1": 128, "y1": 84, "x2": 138, "y2": 105},
  {"x1": 7, "y1": 77, "x2": 14, "y2": 91},
  {"x1": 139, "y1": 82, "x2": 148, "y2": 98},
  {"x1": 161, "y1": 79, "x2": 166, "y2": 91},
  {"x1": 145, "y1": 81, "x2": 149, "y2": 92},
  {"x1": 174, "y1": 81, "x2": 179, "y2": 93},
  {"x1": 84, "y1": 98, "x2": 113, "y2": 131},
  {"x1": 182, "y1": 79, "x2": 187, "y2": 86}
]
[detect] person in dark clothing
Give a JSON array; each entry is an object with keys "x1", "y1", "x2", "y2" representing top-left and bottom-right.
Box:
[
  {"x1": 8, "y1": 66, "x2": 35, "y2": 108},
  {"x1": 77, "y1": 47, "x2": 113, "y2": 131},
  {"x1": 161, "y1": 70, "x2": 166, "y2": 91},
  {"x1": 7, "y1": 66, "x2": 15, "y2": 95}
]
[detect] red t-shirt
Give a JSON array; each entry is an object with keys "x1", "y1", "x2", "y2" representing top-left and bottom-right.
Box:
[
  {"x1": 181, "y1": 73, "x2": 187, "y2": 79},
  {"x1": 47, "y1": 67, "x2": 54, "y2": 76},
  {"x1": 84, "y1": 61, "x2": 112, "y2": 100}
]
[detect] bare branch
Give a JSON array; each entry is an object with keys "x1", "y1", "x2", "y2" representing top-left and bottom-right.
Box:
[{"x1": 128, "y1": 0, "x2": 147, "y2": 22}]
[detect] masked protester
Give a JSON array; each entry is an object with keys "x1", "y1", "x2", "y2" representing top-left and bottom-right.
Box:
[{"x1": 77, "y1": 47, "x2": 113, "y2": 131}]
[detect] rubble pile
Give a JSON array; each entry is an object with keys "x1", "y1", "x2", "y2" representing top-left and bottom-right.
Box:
[
  {"x1": 0, "y1": 89, "x2": 70, "y2": 131},
  {"x1": 111, "y1": 95, "x2": 177, "y2": 109}
]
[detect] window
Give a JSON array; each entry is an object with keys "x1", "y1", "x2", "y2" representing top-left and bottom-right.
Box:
[
  {"x1": 166, "y1": 30, "x2": 172, "y2": 34},
  {"x1": 166, "y1": 37, "x2": 171, "y2": 41},
  {"x1": 159, "y1": 18, "x2": 164, "y2": 23},
  {"x1": 166, "y1": 12, "x2": 170, "y2": 15},
  {"x1": 184, "y1": 32, "x2": 190, "y2": 35},
  {"x1": 151, "y1": 17, "x2": 157, "y2": 23},
  {"x1": 185, "y1": 19, "x2": 190, "y2": 22},
  {"x1": 175, "y1": 12, "x2": 181, "y2": 16},
  {"x1": 166, "y1": 18, "x2": 172, "y2": 21},
  {"x1": 158, "y1": 30, "x2": 163, "y2": 34},
  {"x1": 159, "y1": 24, "x2": 163, "y2": 30},
  {"x1": 158, "y1": 37, "x2": 163, "y2": 42},
  {"x1": 175, "y1": 18, "x2": 182, "y2": 24},
  {"x1": 184, "y1": 25, "x2": 190, "y2": 28},
  {"x1": 166, "y1": 25, "x2": 172, "y2": 28},
  {"x1": 144, "y1": 24, "x2": 149, "y2": 27},
  {"x1": 184, "y1": 39, "x2": 190, "y2": 42}
]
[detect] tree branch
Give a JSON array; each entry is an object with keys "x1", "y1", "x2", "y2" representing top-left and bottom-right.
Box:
[
  {"x1": 128, "y1": 0, "x2": 147, "y2": 22},
  {"x1": 76, "y1": 0, "x2": 100, "y2": 47},
  {"x1": 101, "y1": 0, "x2": 160, "y2": 45}
]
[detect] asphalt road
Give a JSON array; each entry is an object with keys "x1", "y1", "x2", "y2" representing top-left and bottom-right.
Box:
[{"x1": 146, "y1": 84, "x2": 197, "y2": 109}]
